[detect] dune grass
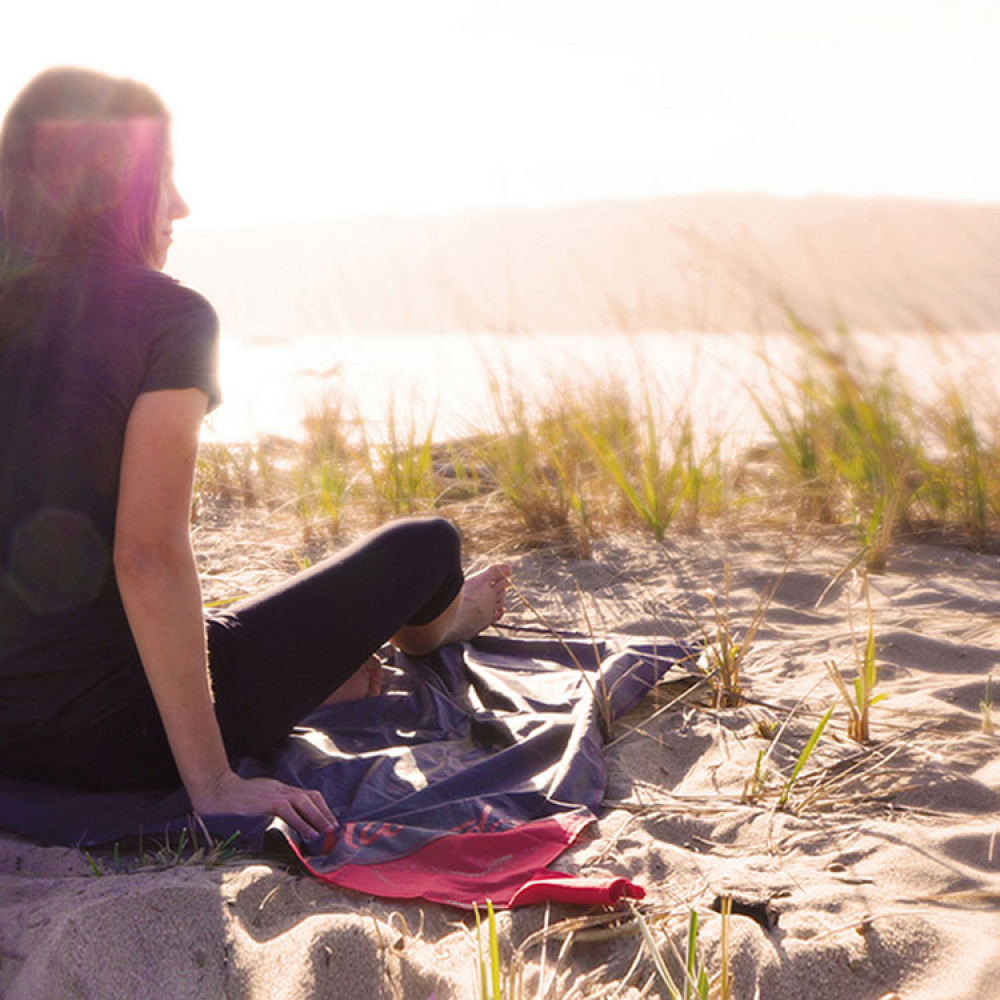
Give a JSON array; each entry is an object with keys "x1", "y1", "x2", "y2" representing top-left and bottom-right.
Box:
[
  {"x1": 757, "y1": 323, "x2": 925, "y2": 568},
  {"x1": 471, "y1": 369, "x2": 593, "y2": 554},
  {"x1": 482, "y1": 901, "x2": 734, "y2": 1000},
  {"x1": 193, "y1": 325, "x2": 999, "y2": 563},
  {"x1": 982, "y1": 676, "x2": 995, "y2": 736},
  {"x1": 292, "y1": 399, "x2": 356, "y2": 539},
  {"x1": 630, "y1": 905, "x2": 720, "y2": 1000},
  {"x1": 690, "y1": 562, "x2": 785, "y2": 709},
  {"x1": 825, "y1": 576, "x2": 887, "y2": 743},
  {"x1": 776, "y1": 702, "x2": 836, "y2": 810},
  {"x1": 474, "y1": 900, "x2": 506, "y2": 1000},
  {"x1": 83, "y1": 823, "x2": 242, "y2": 876},
  {"x1": 358, "y1": 397, "x2": 440, "y2": 519}
]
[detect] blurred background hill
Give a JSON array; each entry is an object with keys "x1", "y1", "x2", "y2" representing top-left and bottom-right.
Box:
[{"x1": 169, "y1": 194, "x2": 1000, "y2": 337}]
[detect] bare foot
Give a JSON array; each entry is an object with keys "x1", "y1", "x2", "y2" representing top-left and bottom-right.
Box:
[
  {"x1": 446, "y1": 564, "x2": 511, "y2": 643},
  {"x1": 322, "y1": 655, "x2": 384, "y2": 705},
  {"x1": 389, "y1": 564, "x2": 512, "y2": 655}
]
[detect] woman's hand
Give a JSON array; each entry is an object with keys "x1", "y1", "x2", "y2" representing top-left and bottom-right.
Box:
[{"x1": 189, "y1": 768, "x2": 338, "y2": 841}]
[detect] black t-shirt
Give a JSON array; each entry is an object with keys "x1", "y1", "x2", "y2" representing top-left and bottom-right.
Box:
[{"x1": 0, "y1": 260, "x2": 220, "y2": 746}]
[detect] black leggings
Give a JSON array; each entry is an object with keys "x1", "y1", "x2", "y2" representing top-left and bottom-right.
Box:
[{"x1": 7, "y1": 517, "x2": 464, "y2": 790}]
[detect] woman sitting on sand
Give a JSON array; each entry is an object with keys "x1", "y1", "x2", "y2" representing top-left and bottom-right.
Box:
[{"x1": 0, "y1": 67, "x2": 509, "y2": 840}]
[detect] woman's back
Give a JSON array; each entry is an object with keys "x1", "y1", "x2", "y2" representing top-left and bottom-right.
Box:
[{"x1": 0, "y1": 259, "x2": 219, "y2": 745}]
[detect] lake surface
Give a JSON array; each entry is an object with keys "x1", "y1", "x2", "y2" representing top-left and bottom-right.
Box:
[{"x1": 203, "y1": 329, "x2": 1000, "y2": 447}]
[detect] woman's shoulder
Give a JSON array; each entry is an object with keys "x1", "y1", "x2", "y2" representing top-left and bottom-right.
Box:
[
  {"x1": 113, "y1": 263, "x2": 215, "y2": 317},
  {"x1": 83, "y1": 262, "x2": 219, "y2": 340}
]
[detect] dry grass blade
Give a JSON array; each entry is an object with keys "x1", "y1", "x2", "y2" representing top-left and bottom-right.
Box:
[
  {"x1": 573, "y1": 579, "x2": 611, "y2": 725},
  {"x1": 790, "y1": 739, "x2": 910, "y2": 814},
  {"x1": 473, "y1": 903, "x2": 489, "y2": 999},
  {"x1": 719, "y1": 896, "x2": 733, "y2": 1000},
  {"x1": 687, "y1": 550, "x2": 791, "y2": 709},
  {"x1": 535, "y1": 903, "x2": 551, "y2": 1000},
  {"x1": 629, "y1": 904, "x2": 682, "y2": 1000}
]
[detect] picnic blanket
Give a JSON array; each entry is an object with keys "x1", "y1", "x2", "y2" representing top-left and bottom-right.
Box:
[{"x1": 0, "y1": 633, "x2": 696, "y2": 908}]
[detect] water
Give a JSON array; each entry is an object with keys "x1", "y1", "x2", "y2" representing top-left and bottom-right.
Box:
[{"x1": 203, "y1": 329, "x2": 1000, "y2": 447}]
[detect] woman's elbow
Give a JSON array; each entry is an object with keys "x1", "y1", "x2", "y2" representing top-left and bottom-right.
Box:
[{"x1": 113, "y1": 534, "x2": 192, "y2": 583}]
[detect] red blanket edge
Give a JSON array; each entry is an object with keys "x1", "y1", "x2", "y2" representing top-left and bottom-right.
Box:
[{"x1": 286, "y1": 811, "x2": 644, "y2": 909}]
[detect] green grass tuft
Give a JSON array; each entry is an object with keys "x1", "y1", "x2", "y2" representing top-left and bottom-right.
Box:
[{"x1": 194, "y1": 324, "x2": 999, "y2": 561}]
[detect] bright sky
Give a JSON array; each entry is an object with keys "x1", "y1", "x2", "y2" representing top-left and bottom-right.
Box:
[{"x1": 3, "y1": 0, "x2": 998, "y2": 228}]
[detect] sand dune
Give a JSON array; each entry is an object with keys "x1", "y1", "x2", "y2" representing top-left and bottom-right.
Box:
[{"x1": 2, "y1": 523, "x2": 997, "y2": 998}]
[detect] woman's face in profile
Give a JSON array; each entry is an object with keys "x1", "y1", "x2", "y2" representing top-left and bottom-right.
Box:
[{"x1": 151, "y1": 138, "x2": 189, "y2": 269}]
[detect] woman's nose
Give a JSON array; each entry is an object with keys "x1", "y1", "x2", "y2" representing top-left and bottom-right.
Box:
[{"x1": 171, "y1": 184, "x2": 190, "y2": 221}]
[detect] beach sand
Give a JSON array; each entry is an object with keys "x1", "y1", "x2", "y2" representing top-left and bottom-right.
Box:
[{"x1": 1, "y1": 513, "x2": 998, "y2": 999}]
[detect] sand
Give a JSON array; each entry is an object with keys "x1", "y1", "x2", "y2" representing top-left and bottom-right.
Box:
[{"x1": 1, "y1": 517, "x2": 998, "y2": 999}]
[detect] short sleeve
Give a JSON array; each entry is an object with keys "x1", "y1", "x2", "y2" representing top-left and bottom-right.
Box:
[{"x1": 139, "y1": 281, "x2": 222, "y2": 413}]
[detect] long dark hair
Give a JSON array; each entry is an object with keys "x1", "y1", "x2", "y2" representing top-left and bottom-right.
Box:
[{"x1": 0, "y1": 67, "x2": 171, "y2": 338}]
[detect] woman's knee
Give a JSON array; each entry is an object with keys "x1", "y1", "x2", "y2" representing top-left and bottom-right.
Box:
[
  {"x1": 416, "y1": 516, "x2": 461, "y2": 560},
  {"x1": 383, "y1": 515, "x2": 461, "y2": 567}
]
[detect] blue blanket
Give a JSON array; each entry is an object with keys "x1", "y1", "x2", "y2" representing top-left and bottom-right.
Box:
[{"x1": 0, "y1": 634, "x2": 697, "y2": 907}]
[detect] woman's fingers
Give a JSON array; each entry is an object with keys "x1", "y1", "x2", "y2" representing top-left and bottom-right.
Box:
[
  {"x1": 273, "y1": 799, "x2": 319, "y2": 839},
  {"x1": 303, "y1": 788, "x2": 338, "y2": 830},
  {"x1": 275, "y1": 786, "x2": 338, "y2": 840}
]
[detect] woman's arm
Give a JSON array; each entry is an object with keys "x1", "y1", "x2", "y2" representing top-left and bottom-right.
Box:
[{"x1": 115, "y1": 389, "x2": 336, "y2": 838}]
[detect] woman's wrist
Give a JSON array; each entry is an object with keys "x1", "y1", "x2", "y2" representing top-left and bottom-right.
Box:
[{"x1": 182, "y1": 762, "x2": 236, "y2": 804}]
